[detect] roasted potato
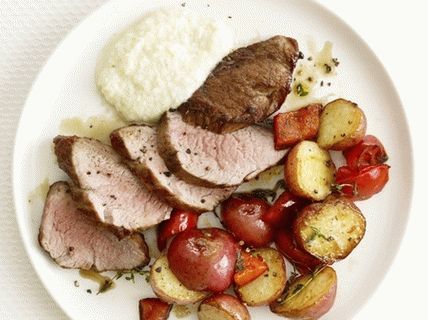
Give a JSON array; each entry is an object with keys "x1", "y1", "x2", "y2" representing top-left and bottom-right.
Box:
[
  {"x1": 293, "y1": 197, "x2": 366, "y2": 264},
  {"x1": 270, "y1": 266, "x2": 337, "y2": 319},
  {"x1": 236, "y1": 248, "x2": 286, "y2": 306},
  {"x1": 150, "y1": 255, "x2": 208, "y2": 305},
  {"x1": 317, "y1": 99, "x2": 367, "y2": 150},
  {"x1": 139, "y1": 298, "x2": 171, "y2": 320},
  {"x1": 167, "y1": 228, "x2": 239, "y2": 292},
  {"x1": 274, "y1": 103, "x2": 323, "y2": 150},
  {"x1": 222, "y1": 195, "x2": 274, "y2": 247},
  {"x1": 285, "y1": 141, "x2": 336, "y2": 201},
  {"x1": 198, "y1": 294, "x2": 250, "y2": 320}
]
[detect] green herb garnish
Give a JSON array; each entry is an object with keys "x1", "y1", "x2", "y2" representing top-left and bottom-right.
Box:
[
  {"x1": 295, "y1": 83, "x2": 309, "y2": 96},
  {"x1": 113, "y1": 266, "x2": 150, "y2": 284},
  {"x1": 309, "y1": 226, "x2": 334, "y2": 242},
  {"x1": 97, "y1": 278, "x2": 115, "y2": 295}
]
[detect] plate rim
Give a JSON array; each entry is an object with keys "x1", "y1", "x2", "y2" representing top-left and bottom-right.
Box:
[{"x1": 11, "y1": 0, "x2": 414, "y2": 319}]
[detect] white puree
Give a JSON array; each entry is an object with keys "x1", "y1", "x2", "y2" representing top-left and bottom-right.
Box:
[{"x1": 96, "y1": 9, "x2": 233, "y2": 123}]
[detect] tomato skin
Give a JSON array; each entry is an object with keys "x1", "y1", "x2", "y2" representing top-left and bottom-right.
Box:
[
  {"x1": 262, "y1": 191, "x2": 308, "y2": 227},
  {"x1": 157, "y1": 209, "x2": 198, "y2": 251},
  {"x1": 336, "y1": 164, "x2": 390, "y2": 201},
  {"x1": 275, "y1": 228, "x2": 322, "y2": 274},
  {"x1": 233, "y1": 251, "x2": 269, "y2": 287},
  {"x1": 343, "y1": 135, "x2": 388, "y2": 171},
  {"x1": 265, "y1": 191, "x2": 321, "y2": 273}
]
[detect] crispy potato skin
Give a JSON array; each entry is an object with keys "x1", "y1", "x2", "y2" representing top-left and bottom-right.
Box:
[
  {"x1": 198, "y1": 294, "x2": 251, "y2": 320},
  {"x1": 293, "y1": 198, "x2": 366, "y2": 264},
  {"x1": 317, "y1": 98, "x2": 367, "y2": 150},
  {"x1": 284, "y1": 141, "x2": 336, "y2": 201},
  {"x1": 235, "y1": 248, "x2": 286, "y2": 306},
  {"x1": 149, "y1": 255, "x2": 208, "y2": 305},
  {"x1": 270, "y1": 266, "x2": 337, "y2": 319},
  {"x1": 274, "y1": 104, "x2": 323, "y2": 149}
]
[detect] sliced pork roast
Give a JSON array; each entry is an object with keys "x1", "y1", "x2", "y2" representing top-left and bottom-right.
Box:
[
  {"x1": 178, "y1": 35, "x2": 300, "y2": 133},
  {"x1": 54, "y1": 136, "x2": 172, "y2": 231},
  {"x1": 39, "y1": 181, "x2": 149, "y2": 271},
  {"x1": 158, "y1": 111, "x2": 287, "y2": 188},
  {"x1": 111, "y1": 126, "x2": 235, "y2": 212}
]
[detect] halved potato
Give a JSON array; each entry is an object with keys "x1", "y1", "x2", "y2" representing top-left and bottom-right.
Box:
[
  {"x1": 235, "y1": 248, "x2": 286, "y2": 306},
  {"x1": 270, "y1": 266, "x2": 337, "y2": 319},
  {"x1": 198, "y1": 294, "x2": 250, "y2": 320},
  {"x1": 293, "y1": 197, "x2": 366, "y2": 264},
  {"x1": 150, "y1": 255, "x2": 208, "y2": 305},
  {"x1": 285, "y1": 140, "x2": 336, "y2": 201},
  {"x1": 317, "y1": 98, "x2": 367, "y2": 150}
]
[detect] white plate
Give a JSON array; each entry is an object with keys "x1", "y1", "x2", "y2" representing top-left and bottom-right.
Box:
[{"x1": 13, "y1": 0, "x2": 413, "y2": 319}]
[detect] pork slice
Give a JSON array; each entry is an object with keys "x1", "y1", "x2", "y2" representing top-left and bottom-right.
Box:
[
  {"x1": 179, "y1": 35, "x2": 299, "y2": 133},
  {"x1": 38, "y1": 181, "x2": 149, "y2": 271},
  {"x1": 110, "y1": 126, "x2": 235, "y2": 212},
  {"x1": 54, "y1": 136, "x2": 172, "y2": 231},
  {"x1": 158, "y1": 111, "x2": 287, "y2": 187}
]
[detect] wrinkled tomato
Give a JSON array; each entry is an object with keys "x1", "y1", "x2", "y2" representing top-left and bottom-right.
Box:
[
  {"x1": 262, "y1": 191, "x2": 308, "y2": 227},
  {"x1": 335, "y1": 164, "x2": 390, "y2": 201},
  {"x1": 234, "y1": 251, "x2": 269, "y2": 287},
  {"x1": 275, "y1": 228, "x2": 322, "y2": 274},
  {"x1": 157, "y1": 209, "x2": 198, "y2": 251},
  {"x1": 266, "y1": 191, "x2": 322, "y2": 273},
  {"x1": 266, "y1": 191, "x2": 321, "y2": 274},
  {"x1": 343, "y1": 135, "x2": 388, "y2": 171}
]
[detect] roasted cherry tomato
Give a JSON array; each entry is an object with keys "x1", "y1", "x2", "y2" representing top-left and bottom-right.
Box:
[
  {"x1": 271, "y1": 195, "x2": 322, "y2": 273},
  {"x1": 262, "y1": 191, "x2": 308, "y2": 227},
  {"x1": 234, "y1": 251, "x2": 269, "y2": 287},
  {"x1": 343, "y1": 135, "x2": 388, "y2": 171},
  {"x1": 275, "y1": 228, "x2": 322, "y2": 274},
  {"x1": 335, "y1": 164, "x2": 390, "y2": 201},
  {"x1": 157, "y1": 209, "x2": 198, "y2": 251},
  {"x1": 139, "y1": 298, "x2": 171, "y2": 320}
]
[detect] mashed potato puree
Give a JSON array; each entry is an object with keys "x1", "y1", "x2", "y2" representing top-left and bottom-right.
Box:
[{"x1": 97, "y1": 9, "x2": 233, "y2": 123}]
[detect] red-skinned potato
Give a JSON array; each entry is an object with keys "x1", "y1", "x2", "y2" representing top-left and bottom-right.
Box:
[
  {"x1": 235, "y1": 248, "x2": 286, "y2": 306},
  {"x1": 139, "y1": 298, "x2": 171, "y2": 320},
  {"x1": 198, "y1": 294, "x2": 250, "y2": 320},
  {"x1": 293, "y1": 198, "x2": 366, "y2": 264},
  {"x1": 222, "y1": 195, "x2": 274, "y2": 247},
  {"x1": 167, "y1": 228, "x2": 239, "y2": 292},
  {"x1": 150, "y1": 255, "x2": 208, "y2": 305},
  {"x1": 270, "y1": 266, "x2": 337, "y2": 319},
  {"x1": 284, "y1": 141, "x2": 336, "y2": 201},
  {"x1": 317, "y1": 99, "x2": 367, "y2": 150}
]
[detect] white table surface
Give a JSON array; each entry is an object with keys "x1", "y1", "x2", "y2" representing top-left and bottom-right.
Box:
[{"x1": 1, "y1": 0, "x2": 426, "y2": 319}]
